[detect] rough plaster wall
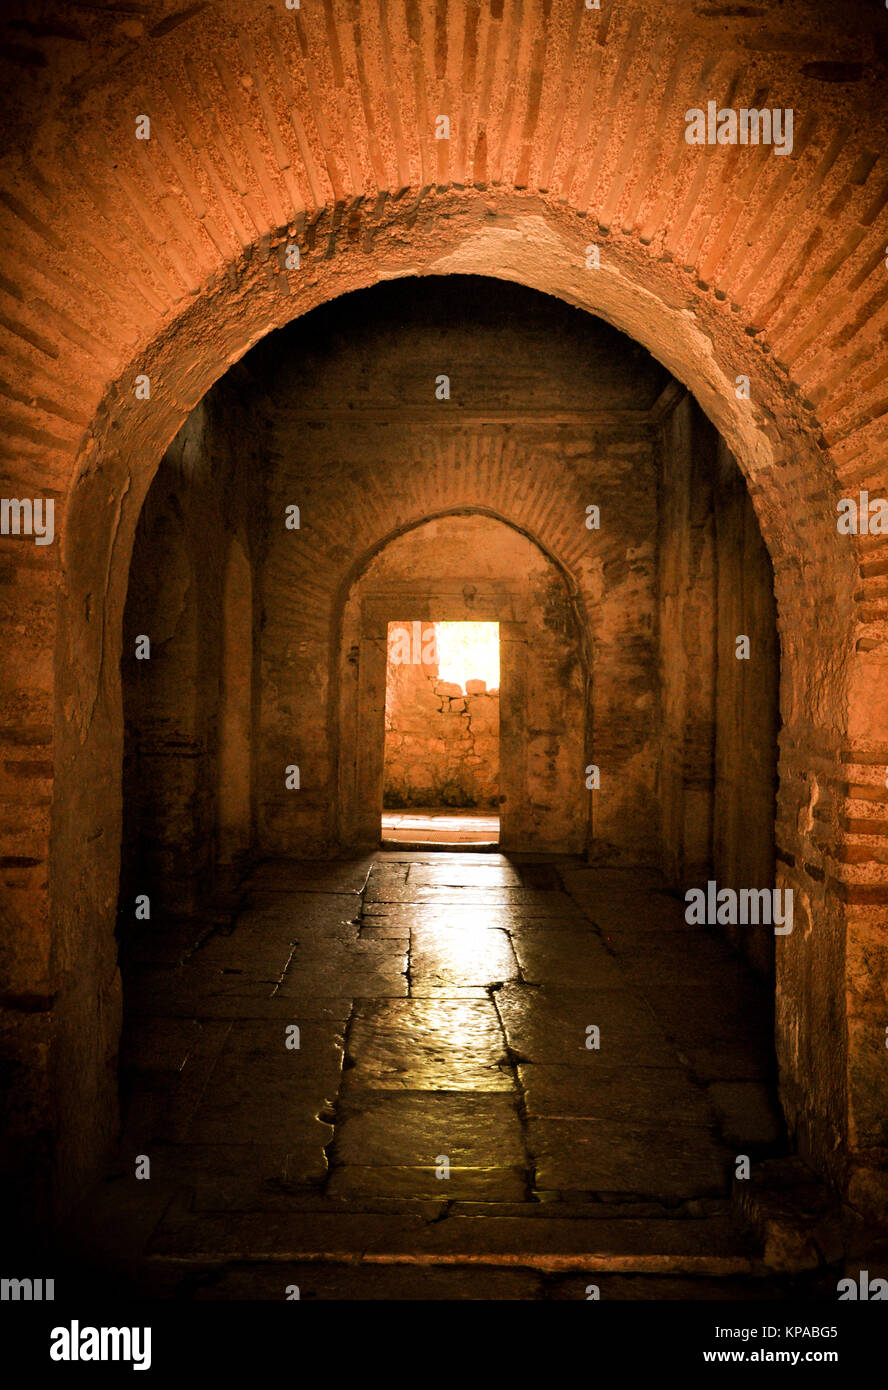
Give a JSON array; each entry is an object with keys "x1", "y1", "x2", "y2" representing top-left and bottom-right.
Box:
[
  {"x1": 713, "y1": 437, "x2": 780, "y2": 981},
  {"x1": 383, "y1": 625, "x2": 500, "y2": 808},
  {"x1": 657, "y1": 395, "x2": 717, "y2": 885},
  {"x1": 658, "y1": 396, "x2": 779, "y2": 980},
  {"x1": 120, "y1": 382, "x2": 266, "y2": 919},
  {"x1": 217, "y1": 537, "x2": 255, "y2": 864},
  {"x1": 257, "y1": 280, "x2": 662, "y2": 860},
  {"x1": 121, "y1": 474, "x2": 205, "y2": 916}
]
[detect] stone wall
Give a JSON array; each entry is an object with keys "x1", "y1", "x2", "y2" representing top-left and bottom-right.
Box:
[
  {"x1": 120, "y1": 283, "x2": 779, "y2": 897},
  {"x1": 120, "y1": 375, "x2": 266, "y2": 922},
  {"x1": 657, "y1": 396, "x2": 717, "y2": 888},
  {"x1": 257, "y1": 278, "x2": 663, "y2": 860},
  {"x1": 383, "y1": 624, "x2": 500, "y2": 809},
  {"x1": 657, "y1": 394, "x2": 780, "y2": 978},
  {"x1": 712, "y1": 437, "x2": 781, "y2": 981}
]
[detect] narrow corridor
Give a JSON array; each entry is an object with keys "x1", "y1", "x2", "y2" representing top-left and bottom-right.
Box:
[{"x1": 61, "y1": 851, "x2": 824, "y2": 1299}]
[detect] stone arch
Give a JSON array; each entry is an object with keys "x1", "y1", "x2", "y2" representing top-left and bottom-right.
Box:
[
  {"x1": 333, "y1": 504, "x2": 593, "y2": 648},
  {"x1": 42, "y1": 200, "x2": 873, "y2": 1216},
  {"x1": 332, "y1": 508, "x2": 591, "y2": 855}
]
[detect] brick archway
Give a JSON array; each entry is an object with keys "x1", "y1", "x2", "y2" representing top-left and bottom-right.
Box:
[
  {"x1": 48, "y1": 213, "x2": 878, "y2": 1214},
  {"x1": 1, "y1": 0, "x2": 884, "y2": 1218},
  {"x1": 333, "y1": 508, "x2": 591, "y2": 855}
]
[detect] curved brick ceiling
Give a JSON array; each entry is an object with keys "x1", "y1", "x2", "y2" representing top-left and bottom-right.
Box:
[{"x1": 0, "y1": 0, "x2": 886, "y2": 635}]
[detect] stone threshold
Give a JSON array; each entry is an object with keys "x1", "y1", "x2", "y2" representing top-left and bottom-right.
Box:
[
  {"x1": 146, "y1": 1213, "x2": 760, "y2": 1276},
  {"x1": 379, "y1": 839, "x2": 500, "y2": 852}
]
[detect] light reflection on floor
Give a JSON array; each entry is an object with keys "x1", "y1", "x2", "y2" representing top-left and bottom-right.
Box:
[
  {"x1": 381, "y1": 808, "x2": 500, "y2": 845},
  {"x1": 96, "y1": 852, "x2": 788, "y2": 1295}
]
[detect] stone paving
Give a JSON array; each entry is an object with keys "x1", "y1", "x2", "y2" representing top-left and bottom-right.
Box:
[{"x1": 68, "y1": 851, "x2": 829, "y2": 1299}]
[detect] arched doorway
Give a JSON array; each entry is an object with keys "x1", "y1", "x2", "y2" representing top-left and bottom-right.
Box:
[
  {"x1": 2, "y1": 202, "x2": 873, "y2": 1233},
  {"x1": 102, "y1": 279, "x2": 794, "y2": 1274},
  {"x1": 51, "y1": 225, "x2": 866, "y2": 1212},
  {"x1": 336, "y1": 511, "x2": 588, "y2": 855}
]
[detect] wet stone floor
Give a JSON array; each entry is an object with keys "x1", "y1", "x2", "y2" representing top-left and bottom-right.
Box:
[{"x1": 73, "y1": 852, "x2": 820, "y2": 1300}]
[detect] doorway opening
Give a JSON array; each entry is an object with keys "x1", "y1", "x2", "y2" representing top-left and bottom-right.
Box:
[{"x1": 381, "y1": 619, "x2": 501, "y2": 847}]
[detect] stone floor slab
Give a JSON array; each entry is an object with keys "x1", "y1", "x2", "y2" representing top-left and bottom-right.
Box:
[
  {"x1": 519, "y1": 1063, "x2": 717, "y2": 1127},
  {"x1": 510, "y1": 931, "x2": 625, "y2": 988},
  {"x1": 409, "y1": 925, "x2": 519, "y2": 988},
  {"x1": 327, "y1": 1164, "x2": 529, "y2": 1202},
  {"x1": 363, "y1": 903, "x2": 581, "y2": 929},
  {"x1": 406, "y1": 863, "x2": 524, "y2": 888},
  {"x1": 495, "y1": 982, "x2": 671, "y2": 1064},
  {"x1": 248, "y1": 860, "x2": 373, "y2": 894},
  {"x1": 332, "y1": 1093, "x2": 526, "y2": 1167},
  {"x1": 178, "y1": 1019, "x2": 344, "y2": 1146},
  {"x1": 276, "y1": 948, "x2": 408, "y2": 998},
  {"x1": 188, "y1": 1261, "x2": 544, "y2": 1300},
  {"x1": 364, "y1": 882, "x2": 578, "y2": 910},
  {"x1": 126, "y1": 965, "x2": 277, "y2": 1016},
  {"x1": 528, "y1": 1117, "x2": 731, "y2": 1198},
  {"x1": 345, "y1": 997, "x2": 513, "y2": 1090},
  {"x1": 119, "y1": 1018, "x2": 203, "y2": 1074}
]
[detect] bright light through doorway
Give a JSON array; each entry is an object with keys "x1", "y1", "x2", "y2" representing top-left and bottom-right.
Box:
[
  {"x1": 381, "y1": 619, "x2": 500, "y2": 846},
  {"x1": 434, "y1": 621, "x2": 500, "y2": 692}
]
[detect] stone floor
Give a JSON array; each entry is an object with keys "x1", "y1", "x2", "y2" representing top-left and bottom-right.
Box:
[
  {"x1": 380, "y1": 809, "x2": 500, "y2": 844},
  {"x1": 65, "y1": 852, "x2": 846, "y2": 1300}
]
